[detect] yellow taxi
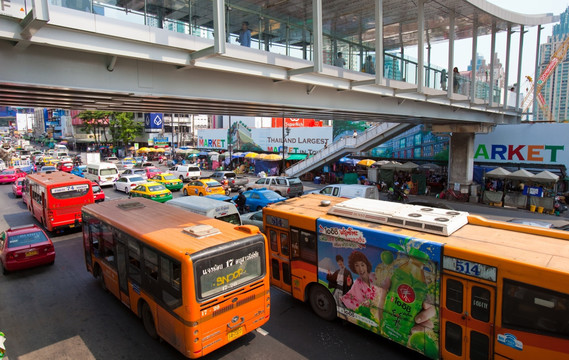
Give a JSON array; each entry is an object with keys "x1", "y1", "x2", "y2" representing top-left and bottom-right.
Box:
[
  {"x1": 129, "y1": 182, "x2": 173, "y2": 203},
  {"x1": 182, "y1": 178, "x2": 225, "y2": 196},
  {"x1": 43, "y1": 157, "x2": 60, "y2": 166},
  {"x1": 149, "y1": 173, "x2": 183, "y2": 191}
]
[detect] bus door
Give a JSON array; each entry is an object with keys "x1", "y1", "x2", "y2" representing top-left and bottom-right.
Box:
[
  {"x1": 115, "y1": 242, "x2": 130, "y2": 307},
  {"x1": 267, "y1": 227, "x2": 291, "y2": 293},
  {"x1": 441, "y1": 275, "x2": 495, "y2": 360}
]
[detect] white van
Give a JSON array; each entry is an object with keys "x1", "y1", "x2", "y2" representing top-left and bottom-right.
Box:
[
  {"x1": 166, "y1": 196, "x2": 242, "y2": 225},
  {"x1": 312, "y1": 184, "x2": 379, "y2": 200},
  {"x1": 86, "y1": 162, "x2": 119, "y2": 186}
]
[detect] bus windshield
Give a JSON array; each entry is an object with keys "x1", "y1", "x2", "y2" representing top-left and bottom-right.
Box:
[
  {"x1": 50, "y1": 184, "x2": 90, "y2": 199},
  {"x1": 194, "y1": 240, "x2": 265, "y2": 301},
  {"x1": 217, "y1": 213, "x2": 241, "y2": 225}
]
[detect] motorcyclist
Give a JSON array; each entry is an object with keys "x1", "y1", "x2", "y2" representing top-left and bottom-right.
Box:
[{"x1": 235, "y1": 189, "x2": 247, "y2": 214}]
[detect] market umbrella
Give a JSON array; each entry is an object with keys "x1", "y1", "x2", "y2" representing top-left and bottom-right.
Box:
[
  {"x1": 146, "y1": 148, "x2": 157, "y2": 152},
  {"x1": 399, "y1": 162, "x2": 419, "y2": 171},
  {"x1": 232, "y1": 152, "x2": 244, "y2": 158},
  {"x1": 128, "y1": 146, "x2": 135, "y2": 151},
  {"x1": 198, "y1": 151, "x2": 209, "y2": 156},
  {"x1": 485, "y1": 167, "x2": 511, "y2": 179},
  {"x1": 137, "y1": 147, "x2": 151, "y2": 153},
  {"x1": 176, "y1": 148, "x2": 190, "y2": 154},
  {"x1": 154, "y1": 148, "x2": 165, "y2": 153},
  {"x1": 506, "y1": 169, "x2": 535, "y2": 181},
  {"x1": 531, "y1": 170, "x2": 559, "y2": 183},
  {"x1": 380, "y1": 161, "x2": 402, "y2": 170},
  {"x1": 262, "y1": 154, "x2": 283, "y2": 161},
  {"x1": 419, "y1": 163, "x2": 441, "y2": 171},
  {"x1": 188, "y1": 149, "x2": 200, "y2": 154},
  {"x1": 357, "y1": 159, "x2": 375, "y2": 167},
  {"x1": 338, "y1": 157, "x2": 359, "y2": 166},
  {"x1": 244, "y1": 152, "x2": 259, "y2": 158},
  {"x1": 208, "y1": 151, "x2": 219, "y2": 156}
]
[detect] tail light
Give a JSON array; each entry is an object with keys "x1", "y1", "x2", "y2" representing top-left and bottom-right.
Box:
[
  {"x1": 231, "y1": 179, "x2": 236, "y2": 184},
  {"x1": 131, "y1": 184, "x2": 137, "y2": 187},
  {"x1": 98, "y1": 176, "x2": 102, "y2": 182},
  {"x1": 287, "y1": 188, "x2": 290, "y2": 194},
  {"x1": 48, "y1": 210, "x2": 54, "y2": 221},
  {"x1": 6, "y1": 252, "x2": 15, "y2": 260},
  {"x1": 186, "y1": 172, "x2": 190, "y2": 177},
  {"x1": 44, "y1": 244, "x2": 54, "y2": 253}
]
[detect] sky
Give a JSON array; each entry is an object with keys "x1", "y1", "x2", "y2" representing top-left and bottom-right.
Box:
[{"x1": 408, "y1": 0, "x2": 569, "y2": 88}]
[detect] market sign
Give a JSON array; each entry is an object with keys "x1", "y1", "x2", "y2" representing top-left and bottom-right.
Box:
[{"x1": 474, "y1": 124, "x2": 568, "y2": 167}]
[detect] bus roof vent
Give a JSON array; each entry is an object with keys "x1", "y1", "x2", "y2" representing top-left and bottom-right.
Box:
[
  {"x1": 117, "y1": 202, "x2": 145, "y2": 210},
  {"x1": 327, "y1": 198, "x2": 469, "y2": 236},
  {"x1": 183, "y1": 224, "x2": 221, "y2": 238}
]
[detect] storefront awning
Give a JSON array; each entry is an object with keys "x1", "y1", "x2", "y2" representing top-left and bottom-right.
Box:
[{"x1": 286, "y1": 154, "x2": 307, "y2": 161}]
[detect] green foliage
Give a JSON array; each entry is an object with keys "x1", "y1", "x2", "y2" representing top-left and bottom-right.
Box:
[{"x1": 78, "y1": 111, "x2": 141, "y2": 148}]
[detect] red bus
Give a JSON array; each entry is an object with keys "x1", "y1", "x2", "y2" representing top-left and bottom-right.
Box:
[{"x1": 26, "y1": 172, "x2": 94, "y2": 231}]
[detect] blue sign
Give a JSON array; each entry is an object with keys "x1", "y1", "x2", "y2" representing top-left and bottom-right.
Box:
[
  {"x1": 144, "y1": 113, "x2": 163, "y2": 133},
  {"x1": 522, "y1": 185, "x2": 543, "y2": 197}
]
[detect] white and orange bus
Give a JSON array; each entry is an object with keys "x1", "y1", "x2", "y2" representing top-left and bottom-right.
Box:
[
  {"x1": 263, "y1": 194, "x2": 569, "y2": 360},
  {"x1": 81, "y1": 198, "x2": 270, "y2": 358},
  {"x1": 26, "y1": 171, "x2": 93, "y2": 231}
]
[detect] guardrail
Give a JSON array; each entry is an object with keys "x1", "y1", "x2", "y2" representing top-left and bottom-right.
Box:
[{"x1": 285, "y1": 123, "x2": 413, "y2": 177}]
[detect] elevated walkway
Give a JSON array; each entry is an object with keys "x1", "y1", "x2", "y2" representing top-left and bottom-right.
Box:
[{"x1": 285, "y1": 122, "x2": 415, "y2": 177}]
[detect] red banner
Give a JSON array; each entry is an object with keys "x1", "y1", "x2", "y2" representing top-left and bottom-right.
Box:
[{"x1": 271, "y1": 118, "x2": 323, "y2": 128}]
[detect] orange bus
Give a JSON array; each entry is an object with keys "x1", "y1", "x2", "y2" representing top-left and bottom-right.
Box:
[
  {"x1": 263, "y1": 194, "x2": 569, "y2": 360},
  {"x1": 26, "y1": 171, "x2": 94, "y2": 231},
  {"x1": 81, "y1": 198, "x2": 270, "y2": 358}
]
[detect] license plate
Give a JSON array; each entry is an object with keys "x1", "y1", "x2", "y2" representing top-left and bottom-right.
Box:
[
  {"x1": 227, "y1": 327, "x2": 244, "y2": 341},
  {"x1": 25, "y1": 249, "x2": 38, "y2": 257},
  {"x1": 160, "y1": 194, "x2": 165, "y2": 197},
  {"x1": 69, "y1": 224, "x2": 75, "y2": 228}
]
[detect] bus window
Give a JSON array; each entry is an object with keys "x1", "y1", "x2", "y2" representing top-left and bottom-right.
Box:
[
  {"x1": 299, "y1": 231, "x2": 316, "y2": 264},
  {"x1": 280, "y1": 233, "x2": 289, "y2": 256},
  {"x1": 127, "y1": 238, "x2": 141, "y2": 283},
  {"x1": 269, "y1": 230, "x2": 278, "y2": 252},
  {"x1": 502, "y1": 279, "x2": 569, "y2": 337},
  {"x1": 160, "y1": 256, "x2": 182, "y2": 308},
  {"x1": 290, "y1": 229, "x2": 300, "y2": 258},
  {"x1": 470, "y1": 286, "x2": 491, "y2": 322},
  {"x1": 445, "y1": 321, "x2": 463, "y2": 356},
  {"x1": 143, "y1": 247, "x2": 159, "y2": 281},
  {"x1": 446, "y1": 278, "x2": 463, "y2": 313},
  {"x1": 101, "y1": 223, "x2": 115, "y2": 266}
]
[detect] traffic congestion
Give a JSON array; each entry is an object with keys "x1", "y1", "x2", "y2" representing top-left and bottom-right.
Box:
[{"x1": 1, "y1": 138, "x2": 569, "y2": 360}]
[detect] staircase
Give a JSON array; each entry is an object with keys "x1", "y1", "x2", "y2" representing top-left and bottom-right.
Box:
[{"x1": 285, "y1": 122, "x2": 415, "y2": 177}]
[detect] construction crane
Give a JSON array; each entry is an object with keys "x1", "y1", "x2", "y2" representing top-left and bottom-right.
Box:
[{"x1": 521, "y1": 35, "x2": 569, "y2": 122}]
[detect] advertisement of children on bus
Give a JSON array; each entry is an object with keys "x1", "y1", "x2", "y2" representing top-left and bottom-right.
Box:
[{"x1": 316, "y1": 218, "x2": 442, "y2": 359}]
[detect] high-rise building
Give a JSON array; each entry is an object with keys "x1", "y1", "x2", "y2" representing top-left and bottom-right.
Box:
[{"x1": 538, "y1": 7, "x2": 569, "y2": 122}]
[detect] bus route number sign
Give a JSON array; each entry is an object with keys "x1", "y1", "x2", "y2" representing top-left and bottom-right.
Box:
[
  {"x1": 443, "y1": 256, "x2": 497, "y2": 282},
  {"x1": 266, "y1": 215, "x2": 288, "y2": 229}
]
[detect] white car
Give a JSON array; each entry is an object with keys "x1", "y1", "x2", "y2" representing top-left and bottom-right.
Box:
[
  {"x1": 0, "y1": 159, "x2": 5, "y2": 171},
  {"x1": 240, "y1": 210, "x2": 264, "y2": 232},
  {"x1": 118, "y1": 160, "x2": 135, "y2": 170},
  {"x1": 113, "y1": 175, "x2": 146, "y2": 193},
  {"x1": 121, "y1": 168, "x2": 148, "y2": 180}
]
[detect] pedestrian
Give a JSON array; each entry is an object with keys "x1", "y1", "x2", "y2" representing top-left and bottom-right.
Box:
[
  {"x1": 353, "y1": 130, "x2": 357, "y2": 138},
  {"x1": 363, "y1": 55, "x2": 375, "y2": 74},
  {"x1": 453, "y1": 67, "x2": 460, "y2": 93},
  {"x1": 238, "y1": 21, "x2": 251, "y2": 47},
  {"x1": 334, "y1": 52, "x2": 346, "y2": 68},
  {"x1": 440, "y1": 68, "x2": 447, "y2": 91}
]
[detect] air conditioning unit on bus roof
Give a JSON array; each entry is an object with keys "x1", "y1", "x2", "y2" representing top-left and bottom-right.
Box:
[{"x1": 327, "y1": 198, "x2": 469, "y2": 236}]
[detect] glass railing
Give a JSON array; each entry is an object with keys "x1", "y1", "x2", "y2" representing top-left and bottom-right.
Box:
[{"x1": 29, "y1": 0, "x2": 505, "y2": 105}]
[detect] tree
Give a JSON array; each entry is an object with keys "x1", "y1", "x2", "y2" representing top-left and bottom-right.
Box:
[
  {"x1": 108, "y1": 112, "x2": 143, "y2": 149},
  {"x1": 78, "y1": 111, "x2": 111, "y2": 146}
]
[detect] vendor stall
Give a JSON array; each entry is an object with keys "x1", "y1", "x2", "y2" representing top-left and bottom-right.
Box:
[{"x1": 482, "y1": 167, "x2": 510, "y2": 206}]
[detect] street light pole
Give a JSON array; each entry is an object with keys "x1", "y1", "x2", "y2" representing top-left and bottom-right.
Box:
[{"x1": 281, "y1": 115, "x2": 285, "y2": 175}]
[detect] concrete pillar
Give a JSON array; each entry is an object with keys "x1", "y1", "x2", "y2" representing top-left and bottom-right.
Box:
[{"x1": 448, "y1": 132, "x2": 474, "y2": 189}]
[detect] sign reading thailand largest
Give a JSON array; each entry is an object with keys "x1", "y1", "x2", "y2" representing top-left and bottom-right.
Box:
[
  {"x1": 473, "y1": 123, "x2": 567, "y2": 167},
  {"x1": 197, "y1": 127, "x2": 333, "y2": 154}
]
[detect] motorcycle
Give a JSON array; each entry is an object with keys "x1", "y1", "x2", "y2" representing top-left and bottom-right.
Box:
[
  {"x1": 387, "y1": 186, "x2": 409, "y2": 203},
  {"x1": 554, "y1": 196, "x2": 567, "y2": 214}
]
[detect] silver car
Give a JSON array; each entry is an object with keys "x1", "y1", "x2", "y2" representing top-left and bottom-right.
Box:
[
  {"x1": 114, "y1": 175, "x2": 147, "y2": 193},
  {"x1": 240, "y1": 210, "x2": 264, "y2": 232}
]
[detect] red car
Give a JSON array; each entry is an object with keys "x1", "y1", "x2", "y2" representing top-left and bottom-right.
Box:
[
  {"x1": 145, "y1": 166, "x2": 161, "y2": 179},
  {"x1": 0, "y1": 168, "x2": 27, "y2": 184},
  {"x1": 12, "y1": 177, "x2": 24, "y2": 197},
  {"x1": 0, "y1": 224, "x2": 55, "y2": 274},
  {"x1": 57, "y1": 161, "x2": 74, "y2": 173},
  {"x1": 91, "y1": 181, "x2": 105, "y2": 203}
]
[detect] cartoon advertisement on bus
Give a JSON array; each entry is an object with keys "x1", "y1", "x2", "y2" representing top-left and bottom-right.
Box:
[{"x1": 316, "y1": 218, "x2": 442, "y2": 359}]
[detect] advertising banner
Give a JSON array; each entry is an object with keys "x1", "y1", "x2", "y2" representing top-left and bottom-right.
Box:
[
  {"x1": 317, "y1": 218, "x2": 441, "y2": 359},
  {"x1": 144, "y1": 113, "x2": 163, "y2": 133},
  {"x1": 271, "y1": 118, "x2": 323, "y2": 128},
  {"x1": 197, "y1": 127, "x2": 333, "y2": 154},
  {"x1": 474, "y1": 123, "x2": 568, "y2": 168}
]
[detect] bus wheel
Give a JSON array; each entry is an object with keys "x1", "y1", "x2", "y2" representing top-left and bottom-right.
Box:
[
  {"x1": 142, "y1": 302, "x2": 158, "y2": 340},
  {"x1": 309, "y1": 285, "x2": 337, "y2": 321}
]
